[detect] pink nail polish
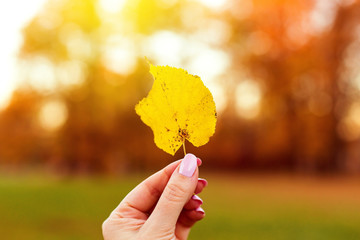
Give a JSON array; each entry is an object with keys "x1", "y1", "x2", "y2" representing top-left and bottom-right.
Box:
[
  {"x1": 179, "y1": 153, "x2": 197, "y2": 177},
  {"x1": 197, "y1": 158, "x2": 202, "y2": 166},
  {"x1": 195, "y1": 207, "x2": 205, "y2": 214},
  {"x1": 191, "y1": 195, "x2": 203, "y2": 204},
  {"x1": 198, "y1": 178, "x2": 208, "y2": 187}
]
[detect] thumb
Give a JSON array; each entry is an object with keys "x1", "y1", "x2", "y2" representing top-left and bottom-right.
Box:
[{"x1": 144, "y1": 153, "x2": 199, "y2": 230}]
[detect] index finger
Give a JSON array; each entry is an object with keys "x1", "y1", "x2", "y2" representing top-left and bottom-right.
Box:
[{"x1": 113, "y1": 160, "x2": 181, "y2": 218}]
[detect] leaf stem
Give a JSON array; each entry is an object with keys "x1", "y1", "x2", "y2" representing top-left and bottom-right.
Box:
[{"x1": 182, "y1": 140, "x2": 186, "y2": 156}]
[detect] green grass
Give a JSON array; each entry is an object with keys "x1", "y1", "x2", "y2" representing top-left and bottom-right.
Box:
[{"x1": 0, "y1": 172, "x2": 360, "y2": 239}]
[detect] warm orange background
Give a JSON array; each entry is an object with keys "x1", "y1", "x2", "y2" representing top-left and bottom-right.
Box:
[
  {"x1": 1, "y1": 0, "x2": 360, "y2": 174},
  {"x1": 1, "y1": 1, "x2": 360, "y2": 239}
]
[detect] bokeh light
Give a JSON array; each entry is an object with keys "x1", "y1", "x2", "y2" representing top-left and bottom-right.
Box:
[
  {"x1": 38, "y1": 100, "x2": 68, "y2": 131},
  {"x1": 0, "y1": 0, "x2": 47, "y2": 109},
  {"x1": 235, "y1": 80, "x2": 262, "y2": 119},
  {"x1": 102, "y1": 35, "x2": 138, "y2": 75},
  {"x1": 337, "y1": 102, "x2": 360, "y2": 141},
  {"x1": 0, "y1": 0, "x2": 359, "y2": 172},
  {"x1": 194, "y1": 0, "x2": 228, "y2": 10}
]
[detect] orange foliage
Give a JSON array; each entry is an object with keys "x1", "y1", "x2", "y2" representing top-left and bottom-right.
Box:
[{"x1": 1, "y1": 0, "x2": 360, "y2": 174}]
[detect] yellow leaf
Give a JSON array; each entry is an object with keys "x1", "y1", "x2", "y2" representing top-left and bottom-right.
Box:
[{"x1": 135, "y1": 63, "x2": 217, "y2": 155}]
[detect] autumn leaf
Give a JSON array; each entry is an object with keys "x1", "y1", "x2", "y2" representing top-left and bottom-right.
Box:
[{"x1": 135, "y1": 62, "x2": 217, "y2": 156}]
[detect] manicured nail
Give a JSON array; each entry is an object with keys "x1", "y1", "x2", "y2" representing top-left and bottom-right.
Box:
[
  {"x1": 195, "y1": 207, "x2": 205, "y2": 214},
  {"x1": 197, "y1": 158, "x2": 202, "y2": 166},
  {"x1": 191, "y1": 194, "x2": 203, "y2": 204},
  {"x1": 179, "y1": 153, "x2": 197, "y2": 177},
  {"x1": 198, "y1": 178, "x2": 208, "y2": 187}
]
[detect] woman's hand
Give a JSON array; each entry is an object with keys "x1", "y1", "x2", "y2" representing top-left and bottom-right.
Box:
[{"x1": 102, "y1": 153, "x2": 208, "y2": 240}]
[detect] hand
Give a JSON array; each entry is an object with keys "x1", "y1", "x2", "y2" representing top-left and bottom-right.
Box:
[{"x1": 102, "y1": 153, "x2": 208, "y2": 240}]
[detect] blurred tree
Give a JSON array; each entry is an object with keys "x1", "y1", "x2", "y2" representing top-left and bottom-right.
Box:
[
  {"x1": 1, "y1": 0, "x2": 360, "y2": 173},
  {"x1": 0, "y1": 91, "x2": 45, "y2": 167}
]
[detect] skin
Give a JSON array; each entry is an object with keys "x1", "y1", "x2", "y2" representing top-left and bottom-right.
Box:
[{"x1": 102, "y1": 157, "x2": 206, "y2": 240}]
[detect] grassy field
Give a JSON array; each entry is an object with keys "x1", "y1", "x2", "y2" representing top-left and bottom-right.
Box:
[{"x1": 0, "y1": 172, "x2": 360, "y2": 240}]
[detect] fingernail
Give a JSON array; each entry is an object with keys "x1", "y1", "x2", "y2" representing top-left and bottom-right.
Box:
[
  {"x1": 195, "y1": 207, "x2": 205, "y2": 214},
  {"x1": 197, "y1": 158, "x2": 202, "y2": 166},
  {"x1": 179, "y1": 153, "x2": 197, "y2": 177},
  {"x1": 191, "y1": 194, "x2": 203, "y2": 204},
  {"x1": 198, "y1": 178, "x2": 208, "y2": 187}
]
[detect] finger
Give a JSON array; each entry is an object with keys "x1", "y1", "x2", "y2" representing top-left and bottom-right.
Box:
[
  {"x1": 135, "y1": 168, "x2": 205, "y2": 217},
  {"x1": 112, "y1": 160, "x2": 181, "y2": 219},
  {"x1": 195, "y1": 178, "x2": 208, "y2": 194},
  {"x1": 143, "y1": 153, "x2": 199, "y2": 230},
  {"x1": 178, "y1": 207, "x2": 205, "y2": 228},
  {"x1": 197, "y1": 158, "x2": 202, "y2": 166},
  {"x1": 184, "y1": 195, "x2": 203, "y2": 210},
  {"x1": 112, "y1": 157, "x2": 202, "y2": 219},
  {"x1": 175, "y1": 207, "x2": 205, "y2": 239}
]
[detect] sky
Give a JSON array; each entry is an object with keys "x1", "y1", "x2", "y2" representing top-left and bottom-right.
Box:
[{"x1": 0, "y1": 0, "x2": 47, "y2": 110}]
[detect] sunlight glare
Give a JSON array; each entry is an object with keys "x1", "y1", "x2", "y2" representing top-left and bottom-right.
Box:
[
  {"x1": 187, "y1": 47, "x2": 230, "y2": 83},
  {"x1": 158, "y1": 0, "x2": 178, "y2": 8},
  {"x1": 102, "y1": 35, "x2": 137, "y2": 75},
  {"x1": 207, "y1": 81, "x2": 227, "y2": 113},
  {"x1": 0, "y1": 80, "x2": 14, "y2": 111},
  {"x1": 39, "y1": 100, "x2": 68, "y2": 132},
  {"x1": 194, "y1": 0, "x2": 228, "y2": 10},
  {"x1": 235, "y1": 80, "x2": 262, "y2": 119},
  {"x1": 307, "y1": 0, "x2": 338, "y2": 35},
  {"x1": 194, "y1": 19, "x2": 232, "y2": 45},
  {"x1": 144, "y1": 31, "x2": 185, "y2": 66},
  {"x1": 98, "y1": 0, "x2": 127, "y2": 13},
  {"x1": 57, "y1": 60, "x2": 87, "y2": 87},
  {"x1": 60, "y1": 25, "x2": 94, "y2": 61},
  {"x1": 27, "y1": 56, "x2": 57, "y2": 92},
  {"x1": 0, "y1": 0, "x2": 47, "y2": 110},
  {"x1": 355, "y1": 73, "x2": 360, "y2": 91}
]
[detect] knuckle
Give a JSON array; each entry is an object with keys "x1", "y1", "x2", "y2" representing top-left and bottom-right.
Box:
[{"x1": 163, "y1": 182, "x2": 187, "y2": 203}]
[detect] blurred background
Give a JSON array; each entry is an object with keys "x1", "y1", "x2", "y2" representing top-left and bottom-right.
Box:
[{"x1": 1, "y1": 0, "x2": 360, "y2": 239}]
